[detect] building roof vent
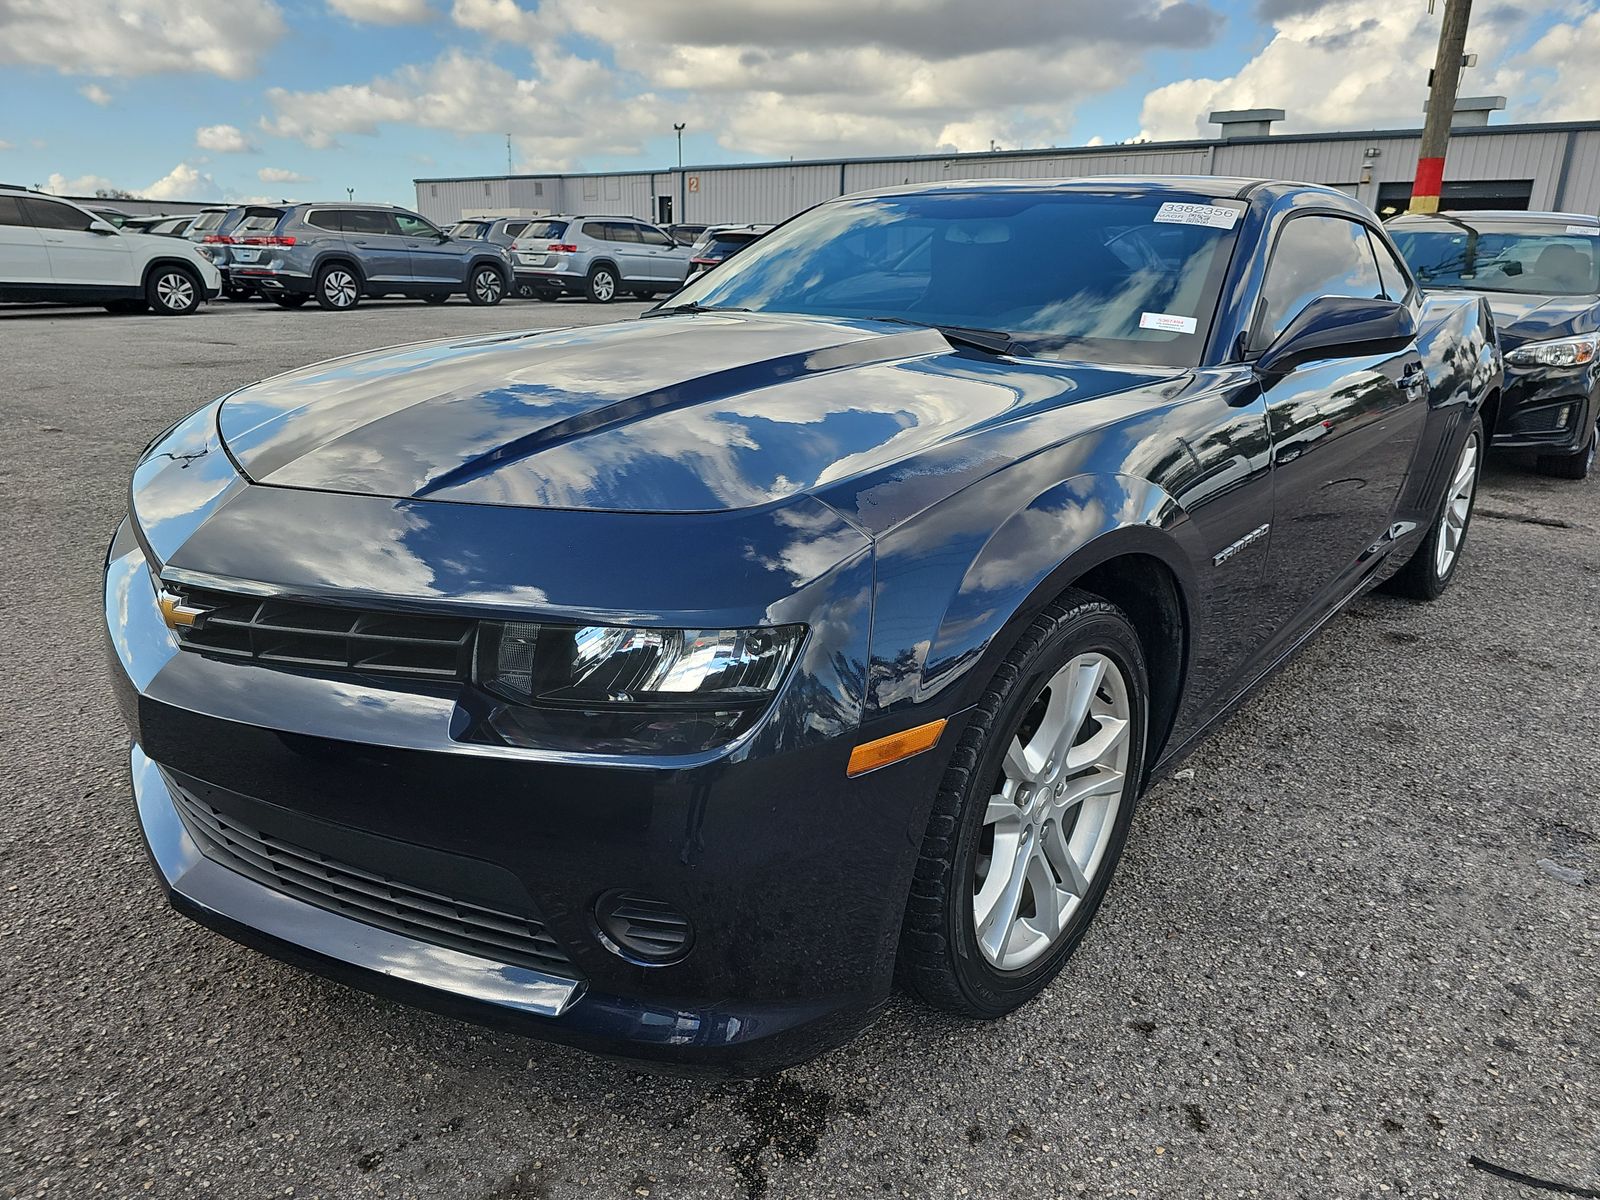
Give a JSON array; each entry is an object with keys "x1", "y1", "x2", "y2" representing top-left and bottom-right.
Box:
[
  {"x1": 1422, "y1": 95, "x2": 1506, "y2": 128},
  {"x1": 1209, "y1": 108, "x2": 1286, "y2": 140}
]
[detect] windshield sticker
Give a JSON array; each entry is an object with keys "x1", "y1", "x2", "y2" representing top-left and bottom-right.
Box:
[
  {"x1": 1154, "y1": 202, "x2": 1241, "y2": 230},
  {"x1": 1566, "y1": 225, "x2": 1598, "y2": 235},
  {"x1": 1140, "y1": 311, "x2": 1198, "y2": 335}
]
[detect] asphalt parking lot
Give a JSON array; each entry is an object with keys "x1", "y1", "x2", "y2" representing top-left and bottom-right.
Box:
[{"x1": 2, "y1": 297, "x2": 1596, "y2": 1200}]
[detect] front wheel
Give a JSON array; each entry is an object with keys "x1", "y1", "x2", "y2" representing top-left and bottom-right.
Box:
[
  {"x1": 899, "y1": 590, "x2": 1148, "y2": 1018},
  {"x1": 1535, "y1": 419, "x2": 1597, "y2": 480},
  {"x1": 1384, "y1": 416, "x2": 1483, "y2": 601},
  {"x1": 145, "y1": 266, "x2": 202, "y2": 315},
  {"x1": 466, "y1": 265, "x2": 505, "y2": 306}
]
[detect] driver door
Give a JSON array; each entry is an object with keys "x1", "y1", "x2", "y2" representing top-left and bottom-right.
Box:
[
  {"x1": 394, "y1": 210, "x2": 459, "y2": 287},
  {"x1": 1253, "y1": 214, "x2": 1429, "y2": 643}
]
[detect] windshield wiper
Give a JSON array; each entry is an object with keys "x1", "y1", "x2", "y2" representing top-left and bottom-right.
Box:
[
  {"x1": 867, "y1": 316, "x2": 1021, "y2": 356},
  {"x1": 642, "y1": 302, "x2": 752, "y2": 318}
]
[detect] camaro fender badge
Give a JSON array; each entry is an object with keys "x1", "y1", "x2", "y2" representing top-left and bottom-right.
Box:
[
  {"x1": 156, "y1": 589, "x2": 209, "y2": 631},
  {"x1": 1214, "y1": 523, "x2": 1271, "y2": 567}
]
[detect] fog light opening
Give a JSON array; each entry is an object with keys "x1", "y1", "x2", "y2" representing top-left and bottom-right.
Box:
[{"x1": 592, "y1": 890, "x2": 693, "y2": 965}]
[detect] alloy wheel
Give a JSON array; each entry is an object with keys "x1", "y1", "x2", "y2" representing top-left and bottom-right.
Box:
[
  {"x1": 323, "y1": 270, "x2": 358, "y2": 308},
  {"x1": 1434, "y1": 432, "x2": 1479, "y2": 577},
  {"x1": 974, "y1": 652, "x2": 1132, "y2": 971},
  {"x1": 155, "y1": 271, "x2": 195, "y2": 312},
  {"x1": 473, "y1": 268, "x2": 504, "y2": 304},
  {"x1": 591, "y1": 270, "x2": 616, "y2": 302}
]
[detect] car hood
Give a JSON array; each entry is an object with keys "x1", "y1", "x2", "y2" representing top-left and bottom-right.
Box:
[
  {"x1": 1468, "y1": 290, "x2": 1600, "y2": 351},
  {"x1": 217, "y1": 312, "x2": 1167, "y2": 515}
]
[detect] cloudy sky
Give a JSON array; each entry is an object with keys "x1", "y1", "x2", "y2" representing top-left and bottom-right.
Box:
[{"x1": 1, "y1": 0, "x2": 1596, "y2": 206}]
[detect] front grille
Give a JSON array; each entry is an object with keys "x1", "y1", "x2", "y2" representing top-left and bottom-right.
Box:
[
  {"x1": 173, "y1": 587, "x2": 476, "y2": 681},
  {"x1": 1505, "y1": 403, "x2": 1574, "y2": 436},
  {"x1": 170, "y1": 785, "x2": 578, "y2": 977}
]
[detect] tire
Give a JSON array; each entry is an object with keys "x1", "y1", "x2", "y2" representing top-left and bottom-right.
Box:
[
  {"x1": 270, "y1": 294, "x2": 310, "y2": 309},
  {"x1": 898, "y1": 589, "x2": 1149, "y2": 1018},
  {"x1": 1384, "y1": 416, "x2": 1483, "y2": 601},
  {"x1": 145, "y1": 266, "x2": 202, "y2": 315},
  {"x1": 466, "y1": 265, "x2": 505, "y2": 306},
  {"x1": 104, "y1": 299, "x2": 148, "y2": 315},
  {"x1": 586, "y1": 264, "x2": 618, "y2": 303},
  {"x1": 314, "y1": 263, "x2": 361, "y2": 311},
  {"x1": 1534, "y1": 419, "x2": 1597, "y2": 480},
  {"x1": 423, "y1": 293, "x2": 450, "y2": 305}
]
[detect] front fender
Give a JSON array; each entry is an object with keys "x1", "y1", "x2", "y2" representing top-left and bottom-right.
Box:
[{"x1": 863, "y1": 470, "x2": 1203, "y2": 721}]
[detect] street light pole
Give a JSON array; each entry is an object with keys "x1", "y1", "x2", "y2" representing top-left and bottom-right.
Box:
[
  {"x1": 1410, "y1": 0, "x2": 1473, "y2": 214},
  {"x1": 674, "y1": 122, "x2": 686, "y2": 223}
]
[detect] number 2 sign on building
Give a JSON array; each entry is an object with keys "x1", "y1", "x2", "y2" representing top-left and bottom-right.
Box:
[{"x1": 686, "y1": 176, "x2": 700, "y2": 193}]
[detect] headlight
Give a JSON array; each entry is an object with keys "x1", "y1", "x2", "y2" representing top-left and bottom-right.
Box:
[
  {"x1": 1505, "y1": 334, "x2": 1599, "y2": 368},
  {"x1": 473, "y1": 622, "x2": 805, "y2": 753}
]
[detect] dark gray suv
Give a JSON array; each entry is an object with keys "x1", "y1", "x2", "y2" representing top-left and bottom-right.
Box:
[{"x1": 223, "y1": 203, "x2": 513, "y2": 310}]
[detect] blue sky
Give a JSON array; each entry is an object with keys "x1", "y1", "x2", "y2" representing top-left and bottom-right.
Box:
[{"x1": 0, "y1": 0, "x2": 1594, "y2": 207}]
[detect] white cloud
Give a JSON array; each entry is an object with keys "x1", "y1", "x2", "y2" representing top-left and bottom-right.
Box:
[
  {"x1": 79, "y1": 83, "x2": 112, "y2": 106},
  {"x1": 196, "y1": 123, "x2": 256, "y2": 153},
  {"x1": 0, "y1": 140, "x2": 13, "y2": 152},
  {"x1": 329, "y1": 0, "x2": 434, "y2": 22},
  {"x1": 0, "y1": 0, "x2": 284, "y2": 79},
  {"x1": 269, "y1": 0, "x2": 1223, "y2": 164},
  {"x1": 45, "y1": 172, "x2": 116, "y2": 196},
  {"x1": 1515, "y1": 9, "x2": 1600, "y2": 121},
  {"x1": 258, "y1": 166, "x2": 314, "y2": 183},
  {"x1": 143, "y1": 162, "x2": 222, "y2": 200},
  {"x1": 1137, "y1": 1, "x2": 1560, "y2": 141}
]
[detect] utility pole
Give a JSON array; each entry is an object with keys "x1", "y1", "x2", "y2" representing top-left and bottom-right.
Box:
[
  {"x1": 1409, "y1": 0, "x2": 1473, "y2": 214},
  {"x1": 506, "y1": 134, "x2": 513, "y2": 176},
  {"x1": 673, "y1": 122, "x2": 686, "y2": 223}
]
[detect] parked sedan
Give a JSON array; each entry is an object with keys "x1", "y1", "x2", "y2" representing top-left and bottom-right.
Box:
[
  {"x1": 107, "y1": 178, "x2": 1497, "y2": 1075},
  {"x1": 1389, "y1": 210, "x2": 1600, "y2": 478}
]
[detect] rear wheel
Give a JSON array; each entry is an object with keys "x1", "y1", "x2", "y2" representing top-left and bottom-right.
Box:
[
  {"x1": 899, "y1": 590, "x2": 1147, "y2": 1017},
  {"x1": 145, "y1": 266, "x2": 202, "y2": 315},
  {"x1": 466, "y1": 265, "x2": 505, "y2": 306},
  {"x1": 586, "y1": 264, "x2": 618, "y2": 303},
  {"x1": 1385, "y1": 417, "x2": 1483, "y2": 601},
  {"x1": 315, "y1": 264, "x2": 361, "y2": 311},
  {"x1": 270, "y1": 294, "x2": 310, "y2": 309},
  {"x1": 1535, "y1": 419, "x2": 1597, "y2": 480}
]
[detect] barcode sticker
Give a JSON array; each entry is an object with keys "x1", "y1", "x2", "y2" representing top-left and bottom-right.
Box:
[
  {"x1": 1566, "y1": 225, "x2": 1598, "y2": 235},
  {"x1": 1140, "y1": 311, "x2": 1198, "y2": 335},
  {"x1": 1154, "y1": 202, "x2": 1241, "y2": 229}
]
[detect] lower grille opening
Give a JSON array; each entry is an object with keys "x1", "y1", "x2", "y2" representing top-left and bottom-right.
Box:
[{"x1": 170, "y1": 783, "x2": 578, "y2": 979}]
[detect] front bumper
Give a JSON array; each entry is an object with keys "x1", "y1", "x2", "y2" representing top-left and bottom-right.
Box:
[
  {"x1": 105, "y1": 493, "x2": 950, "y2": 1073},
  {"x1": 1491, "y1": 364, "x2": 1599, "y2": 453}
]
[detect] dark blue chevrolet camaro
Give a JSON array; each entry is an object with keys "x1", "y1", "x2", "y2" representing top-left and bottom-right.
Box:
[{"x1": 106, "y1": 178, "x2": 1500, "y2": 1075}]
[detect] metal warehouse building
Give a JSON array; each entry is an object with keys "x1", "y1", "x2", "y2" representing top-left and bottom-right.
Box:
[{"x1": 415, "y1": 112, "x2": 1600, "y2": 229}]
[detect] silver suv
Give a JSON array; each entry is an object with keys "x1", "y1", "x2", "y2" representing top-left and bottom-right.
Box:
[
  {"x1": 221, "y1": 203, "x2": 513, "y2": 310},
  {"x1": 510, "y1": 215, "x2": 693, "y2": 302}
]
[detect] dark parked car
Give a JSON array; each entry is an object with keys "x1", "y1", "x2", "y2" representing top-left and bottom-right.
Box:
[
  {"x1": 684, "y1": 223, "x2": 772, "y2": 280},
  {"x1": 219, "y1": 202, "x2": 512, "y2": 310},
  {"x1": 107, "y1": 178, "x2": 1498, "y2": 1075},
  {"x1": 1389, "y1": 210, "x2": 1600, "y2": 478}
]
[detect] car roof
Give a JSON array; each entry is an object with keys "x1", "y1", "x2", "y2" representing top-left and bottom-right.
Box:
[
  {"x1": 835, "y1": 174, "x2": 1322, "y2": 203},
  {"x1": 1391, "y1": 209, "x2": 1599, "y2": 225}
]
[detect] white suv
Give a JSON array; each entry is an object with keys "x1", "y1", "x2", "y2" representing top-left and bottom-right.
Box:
[{"x1": 0, "y1": 186, "x2": 221, "y2": 315}]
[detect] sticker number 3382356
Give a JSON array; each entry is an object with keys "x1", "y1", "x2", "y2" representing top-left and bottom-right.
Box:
[{"x1": 1154, "y1": 202, "x2": 1241, "y2": 229}]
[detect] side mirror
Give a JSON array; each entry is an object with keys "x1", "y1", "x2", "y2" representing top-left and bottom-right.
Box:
[
  {"x1": 1255, "y1": 295, "x2": 1416, "y2": 380},
  {"x1": 89, "y1": 221, "x2": 119, "y2": 236}
]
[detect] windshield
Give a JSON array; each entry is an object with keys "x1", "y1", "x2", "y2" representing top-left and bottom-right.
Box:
[
  {"x1": 662, "y1": 191, "x2": 1243, "y2": 366},
  {"x1": 1391, "y1": 223, "x2": 1600, "y2": 297}
]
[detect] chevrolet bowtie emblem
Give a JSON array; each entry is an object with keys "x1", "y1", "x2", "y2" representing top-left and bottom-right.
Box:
[{"x1": 156, "y1": 589, "x2": 208, "y2": 631}]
